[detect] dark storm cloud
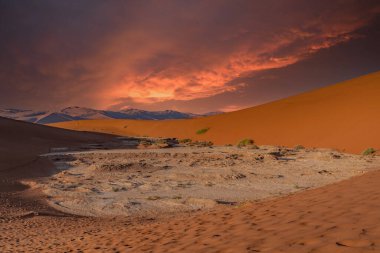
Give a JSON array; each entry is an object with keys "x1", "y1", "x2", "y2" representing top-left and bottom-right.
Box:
[{"x1": 0, "y1": 0, "x2": 379, "y2": 111}]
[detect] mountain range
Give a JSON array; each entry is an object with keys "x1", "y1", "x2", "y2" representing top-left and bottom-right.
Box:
[{"x1": 0, "y1": 106, "x2": 223, "y2": 124}]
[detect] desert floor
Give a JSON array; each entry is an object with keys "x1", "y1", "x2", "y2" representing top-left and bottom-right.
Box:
[
  {"x1": 31, "y1": 144, "x2": 379, "y2": 218},
  {"x1": 2, "y1": 168, "x2": 380, "y2": 252},
  {"x1": 1, "y1": 137, "x2": 380, "y2": 252}
]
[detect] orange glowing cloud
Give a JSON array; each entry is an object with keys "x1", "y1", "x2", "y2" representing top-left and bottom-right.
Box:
[{"x1": 104, "y1": 18, "x2": 369, "y2": 106}]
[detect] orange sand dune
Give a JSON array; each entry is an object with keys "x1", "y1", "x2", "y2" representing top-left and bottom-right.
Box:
[{"x1": 52, "y1": 71, "x2": 380, "y2": 153}]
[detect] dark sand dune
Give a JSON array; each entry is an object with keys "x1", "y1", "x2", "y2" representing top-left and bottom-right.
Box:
[
  {"x1": 53, "y1": 71, "x2": 380, "y2": 153},
  {"x1": 0, "y1": 116, "x2": 114, "y2": 217},
  {"x1": 0, "y1": 116, "x2": 113, "y2": 179}
]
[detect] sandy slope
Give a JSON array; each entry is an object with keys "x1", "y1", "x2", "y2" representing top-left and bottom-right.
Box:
[
  {"x1": 0, "y1": 117, "x2": 118, "y2": 245},
  {"x1": 0, "y1": 116, "x2": 114, "y2": 179},
  {"x1": 0, "y1": 115, "x2": 117, "y2": 209},
  {"x1": 2, "y1": 168, "x2": 380, "y2": 252},
  {"x1": 52, "y1": 71, "x2": 380, "y2": 153}
]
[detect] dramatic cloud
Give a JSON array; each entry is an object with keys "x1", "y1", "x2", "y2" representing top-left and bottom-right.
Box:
[{"x1": 0, "y1": 0, "x2": 379, "y2": 112}]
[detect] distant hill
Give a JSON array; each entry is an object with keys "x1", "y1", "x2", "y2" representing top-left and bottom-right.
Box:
[
  {"x1": 0, "y1": 107, "x2": 223, "y2": 124},
  {"x1": 52, "y1": 71, "x2": 380, "y2": 153}
]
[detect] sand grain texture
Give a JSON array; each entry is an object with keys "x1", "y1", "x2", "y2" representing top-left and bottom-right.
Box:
[{"x1": 2, "y1": 169, "x2": 380, "y2": 252}]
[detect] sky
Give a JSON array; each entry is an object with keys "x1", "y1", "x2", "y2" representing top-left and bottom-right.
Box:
[{"x1": 0, "y1": 0, "x2": 380, "y2": 113}]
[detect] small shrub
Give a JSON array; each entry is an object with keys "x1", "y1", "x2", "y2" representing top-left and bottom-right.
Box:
[
  {"x1": 179, "y1": 138, "x2": 192, "y2": 143},
  {"x1": 193, "y1": 141, "x2": 213, "y2": 147},
  {"x1": 196, "y1": 128, "x2": 210, "y2": 135},
  {"x1": 237, "y1": 139, "x2": 255, "y2": 148},
  {"x1": 294, "y1": 145, "x2": 305, "y2": 150},
  {"x1": 362, "y1": 148, "x2": 376, "y2": 156}
]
